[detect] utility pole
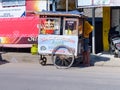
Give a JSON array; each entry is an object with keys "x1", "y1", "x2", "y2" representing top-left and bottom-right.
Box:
[
  {"x1": 66, "y1": 0, "x2": 68, "y2": 12},
  {"x1": 92, "y1": 7, "x2": 95, "y2": 54},
  {"x1": 52, "y1": 0, "x2": 56, "y2": 11},
  {"x1": 47, "y1": 0, "x2": 50, "y2": 11}
]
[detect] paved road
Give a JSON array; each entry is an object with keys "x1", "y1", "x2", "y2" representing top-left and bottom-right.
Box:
[{"x1": 0, "y1": 63, "x2": 120, "y2": 90}]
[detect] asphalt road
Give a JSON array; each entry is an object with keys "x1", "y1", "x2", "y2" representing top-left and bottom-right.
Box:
[{"x1": 0, "y1": 63, "x2": 120, "y2": 90}]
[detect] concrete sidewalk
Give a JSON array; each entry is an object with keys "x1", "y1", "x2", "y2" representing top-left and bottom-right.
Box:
[
  {"x1": 0, "y1": 51, "x2": 120, "y2": 67},
  {"x1": 0, "y1": 52, "x2": 40, "y2": 64},
  {"x1": 90, "y1": 52, "x2": 120, "y2": 67}
]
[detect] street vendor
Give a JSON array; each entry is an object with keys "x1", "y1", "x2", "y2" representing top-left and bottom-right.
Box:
[{"x1": 79, "y1": 20, "x2": 94, "y2": 66}]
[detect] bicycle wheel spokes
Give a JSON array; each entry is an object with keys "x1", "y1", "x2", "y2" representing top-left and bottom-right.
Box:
[
  {"x1": 55, "y1": 55, "x2": 63, "y2": 66},
  {"x1": 52, "y1": 45, "x2": 74, "y2": 69}
]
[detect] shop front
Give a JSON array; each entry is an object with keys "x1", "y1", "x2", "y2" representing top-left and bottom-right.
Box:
[{"x1": 77, "y1": 0, "x2": 120, "y2": 54}]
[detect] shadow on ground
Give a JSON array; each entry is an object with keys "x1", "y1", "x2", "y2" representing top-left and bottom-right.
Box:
[
  {"x1": 90, "y1": 53, "x2": 111, "y2": 66},
  {"x1": 73, "y1": 52, "x2": 111, "y2": 68},
  {"x1": 0, "y1": 53, "x2": 9, "y2": 65}
]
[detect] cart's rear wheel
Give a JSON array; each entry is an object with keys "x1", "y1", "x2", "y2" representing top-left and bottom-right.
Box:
[
  {"x1": 39, "y1": 55, "x2": 47, "y2": 66},
  {"x1": 52, "y1": 45, "x2": 74, "y2": 69}
]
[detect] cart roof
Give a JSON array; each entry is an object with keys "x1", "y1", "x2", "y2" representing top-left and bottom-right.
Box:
[{"x1": 35, "y1": 10, "x2": 87, "y2": 18}]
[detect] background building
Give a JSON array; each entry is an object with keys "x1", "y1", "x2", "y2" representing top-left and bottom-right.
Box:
[{"x1": 0, "y1": 0, "x2": 120, "y2": 54}]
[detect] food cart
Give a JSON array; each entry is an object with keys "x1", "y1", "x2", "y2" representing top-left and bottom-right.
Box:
[{"x1": 37, "y1": 11, "x2": 86, "y2": 69}]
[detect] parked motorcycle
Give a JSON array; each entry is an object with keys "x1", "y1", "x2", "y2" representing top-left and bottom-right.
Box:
[{"x1": 108, "y1": 25, "x2": 120, "y2": 58}]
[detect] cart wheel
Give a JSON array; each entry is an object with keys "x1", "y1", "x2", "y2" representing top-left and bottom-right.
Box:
[
  {"x1": 52, "y1": 45, "x2": 74, "y2": 69},
  {"x1": 39, "y1": 57, "x2": 47, "y2": 66}
]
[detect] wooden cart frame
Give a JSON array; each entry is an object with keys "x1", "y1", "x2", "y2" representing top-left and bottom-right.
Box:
[{"x1": 37, "y1": 11, "x2": 86, "y2": 69}]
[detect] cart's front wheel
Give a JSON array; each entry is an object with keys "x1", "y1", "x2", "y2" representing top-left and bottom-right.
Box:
[{"x1": 52, "y1": 45, "x2": 74, "y2": 69}]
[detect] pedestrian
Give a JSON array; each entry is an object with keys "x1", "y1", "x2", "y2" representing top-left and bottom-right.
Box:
[{"x1": 79, "y1": 20, "x2": 94, "y2": 66}]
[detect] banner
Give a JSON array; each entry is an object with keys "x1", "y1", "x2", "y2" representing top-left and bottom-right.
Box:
[
  {"x1": 0, "y1": 6, "x2": 25, "y2": 18},
  {"x1": 2, "y1": 0, "x2": 25, "y2": 7},
  {"x1": 26, "y1": 0, "x2": 47, "y2": 12},
  {"x1": 38, "y1": 35, "x2": 78, "y2": 56},
  {"x1": 93, "y1": 0, "x2": 110, "y2": 6},
  {"x1": 77, "y1": 0, "x2": 120, "y2": 7},
  {"x1": 0, "y1": 17, "x2": 39, "y2": 44},
  {"x1": 110, "y1": 0, "x2": 120, "y2": 6},
  {"x1": 0, "y1": 37, "x2": 37, "y2": 44},
  {"x1": 77, "y1": 0, "x2": 92, "y2": 7}
]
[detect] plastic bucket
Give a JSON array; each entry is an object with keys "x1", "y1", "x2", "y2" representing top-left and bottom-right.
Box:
[{"x1": 31, "y1": 44, "x2": 38, "y2": 55}]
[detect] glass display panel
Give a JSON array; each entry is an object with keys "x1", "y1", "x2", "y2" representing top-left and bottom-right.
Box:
[
  {"x1": 40, "y1": 18, "x2": 61, "y2": 35},
  {"x1": 63, "y1": 18, "x2": 79, "y2": 36}
]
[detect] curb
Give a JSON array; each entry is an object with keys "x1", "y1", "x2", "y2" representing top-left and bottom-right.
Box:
[{"x1": 1, "y1": 52, "x2": 120, "y2": 67}]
